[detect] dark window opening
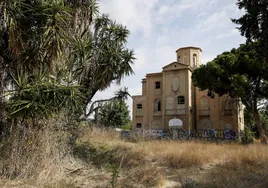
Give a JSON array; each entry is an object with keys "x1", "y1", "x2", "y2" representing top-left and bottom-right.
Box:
[
  {"x1": 178, "y1": 55, "x2": 180, "y2": 63},
  {"x1": 154, "y1": 100, "x2": 161, "y2": 112},
  {"x1": 177, "y1": 96, "x2": 185, "y2": 104},
  {"x1": 137, "y1": 104, "x2": 142, "y2": 109},
  {"x1": 158, "y1": 101, "x2": 161, "y2": 111},
  {"x1": 193, "y1": 54, "x2": 197, "y2": 66},
  {"x1": 155, "y1": 82, "x2": 161, "y2": 89},
  {"x1": 136, "y1": 123, "x2": 142, "y2": 128}
]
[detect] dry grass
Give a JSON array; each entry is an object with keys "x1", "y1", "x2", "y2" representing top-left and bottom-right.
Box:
[
  {"x1": 81, "y1": 127, "x2": 268, "y2": 187},
  {"x1": 0, "y1": 123, "x2": 112, "y2": 188},
  {"x1": 2, "y1": 126, "x2": 268, "y2": 188},
  {"x1": 84, "y1": 127, "x2": 268, "y2": 170}
]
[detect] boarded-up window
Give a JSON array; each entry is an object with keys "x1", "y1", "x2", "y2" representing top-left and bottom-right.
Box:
[
  {"x1": 183, "y1": 56, "x2": 187, "y2": 64},
  {"x1": 222, "y1": 97, "x2": 234, "y2": 116},
  {"x1": 198, "y1": 119, "x2": 211, "y2": 129},
  {"x1": 225, "y1": 124, "x2": 232, "y2": 130},
  {"x1": 152, "y1": 120, "x2": 161, "y2": 129},
  {"x1": 200, "y1": 97, "x2": 209, "y2": 109},
  {"x1": 166, "y1": 97, "x2": 174, "y2": 109}
]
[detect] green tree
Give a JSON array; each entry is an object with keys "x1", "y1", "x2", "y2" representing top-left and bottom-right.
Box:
[
  {"x1": 0, "y1": 0, "x2": 135, "y2": 178},
  {"x1": 232, "y1": 0, "x2": 268, "y2": 47},
  {"x1": 192, "y1": 42, "x2": 268, "y2": 144},
  {"x1": 98, "y1": 101, "x2": 131, "y2": 128},
  {"x1": 71, "y1": 15, "x2": 135, "y2": 118},
  {"x1": 0, "y1": 0, "x2": 135, "y2": 124}
]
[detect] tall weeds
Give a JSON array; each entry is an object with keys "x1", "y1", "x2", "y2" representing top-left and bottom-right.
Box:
[
  {"x1": 85, "y1": 127, "x2": 268, "y2": 169},
  {"x1": 0, "y1": 118, "x2": 81, "y2": 180}
]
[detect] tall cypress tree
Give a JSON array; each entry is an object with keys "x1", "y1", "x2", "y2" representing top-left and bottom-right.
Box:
[{"x1": 232, "y1": 0, "x2": 268, "y2": 48}]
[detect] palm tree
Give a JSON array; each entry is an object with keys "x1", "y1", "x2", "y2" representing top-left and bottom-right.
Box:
[
  {"x1": 87, "y1": 87, "x2": 132, "y2": 120},
  {"x1": 0, "y1": 0, "x2": 135, "y2": 123},
  {"x1": 69, "y1": 14, "x2": 135, "y2": 118},
  {"x1": 0, "y1": 0, "x2": 135, "y2": 179}
]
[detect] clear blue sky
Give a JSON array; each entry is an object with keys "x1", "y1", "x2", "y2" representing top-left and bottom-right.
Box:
[{"x1": 94, "y1": 0, "x2": 246, "y2": 117}]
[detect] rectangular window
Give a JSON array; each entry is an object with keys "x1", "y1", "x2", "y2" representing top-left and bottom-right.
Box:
[
  {"x1": 155, "y1": 82, "x2": 160, "y2": 89},
  {"x1": 136, "y1": 123, "x2": 142, "y2": 128},
  {"x1": 154, "y1": 100, "x2": 161, "y2": 112},
  {"x1": 177, "y1": 96, "x2": 185, "y2": 104},
  {"x1": 193, "y1": 54, "x2": 197, "y2": 67},
  {"x1": 158, "y1": 102, "x2": 161, "y2": 111},
  {"x1": 137, "y1": 104, "x2": 142, "y2": 109}
]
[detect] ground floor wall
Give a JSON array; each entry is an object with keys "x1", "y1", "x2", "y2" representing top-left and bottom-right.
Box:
[
  {"x1": 132, "y1": 114, "x2": 242, "y2": 140},
  {"x1": 132, "y1": 128, "x2": 238, "y2": 140},
  {"x1": 134, "y1": 115, "x2": 240, "y2": 131}
]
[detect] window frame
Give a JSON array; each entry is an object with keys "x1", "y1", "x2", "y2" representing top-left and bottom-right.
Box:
[
  {"x1": 136, "y1": 123, "x2": 142, "y2": 128},
  {"x1": 137, "y1": 104, "x2": 142, "y2": 109},
  {"x1": 177, "y1": 96, "x2": 185, "y2": 105},
  {"x1": 155, "y1": 81, "x2": 161, "y2": 89},
  {"x1": 193, "y1": 54, "x2": 197, "y2": 66},
  {"x1": 154, "y1": 99, "x2": 161, "y2": 112}
]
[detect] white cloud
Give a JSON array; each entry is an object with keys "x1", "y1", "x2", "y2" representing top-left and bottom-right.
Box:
[
  {"x1": 133, "y1": 48, "x2": 146, "y2": 69},
  {"x1": 100, "y1": 0, "x2": 159, "y2": 37},
  {"x1": 214, "y1": 29, "x2": 240, "y2": 40},
  {"x1": 158, "y1": 5, "x2": 169, "y2": 15},
  {"x1": 197, "y1": 11, "x2": 229, "y2": 32}
]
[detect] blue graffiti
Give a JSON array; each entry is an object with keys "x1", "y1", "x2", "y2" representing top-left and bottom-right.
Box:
[{"x1": 131, "y1": 128, "x2": 238, "y2": 140}]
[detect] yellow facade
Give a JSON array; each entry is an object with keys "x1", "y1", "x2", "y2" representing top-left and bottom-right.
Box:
[{"x1": 132, "y1": 47, "x2": 244, "y2": 134}]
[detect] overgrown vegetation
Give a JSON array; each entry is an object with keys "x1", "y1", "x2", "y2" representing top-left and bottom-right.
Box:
[
  {"x1": 76, "y1": 127, "x2": 268, "y2": 188},
  {"x1": 0, "y1": 0, "x2": 134, "y2": 182},
  {"x1": 97, "y1": 100, "x2": 131, "y2": 128},
  {"x1": 193, "y1": 0, "x2": 268, "y2": 144},
  {"x1": 1, "y1": 0, "x2": 268, "y2": 187}
]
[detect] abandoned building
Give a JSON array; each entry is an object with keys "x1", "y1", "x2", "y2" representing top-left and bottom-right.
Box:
[{"x1": 132, "y1": 46, "x2": 244, "y2": 137}]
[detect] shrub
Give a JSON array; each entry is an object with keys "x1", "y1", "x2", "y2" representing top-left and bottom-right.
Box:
[{"x1": 241, "y1": 126, "x2": 255, "y2": 144}]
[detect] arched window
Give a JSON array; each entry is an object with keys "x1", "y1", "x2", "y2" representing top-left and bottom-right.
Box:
[
  {"x1": 166, "y1": 97, "x2": 174, "y2": 110},
  {"x1": 199, "y1": 96, "x2": 210, "y2": 116},
  {"x1": 193, "y1": 54, "x2": 197, "y2": 67},
  {"x1": 222, "y1": 98, "x2": 234, "y2": 116},
  {"x1": 154, "y1": 100, "x2": 161, "y2": 112},
  {"x1": 177, "y1": 96, "x2": 185, "y2": 104},
  {"x1": 183, "y1": 56, "x2": 187, "y2": 64}
]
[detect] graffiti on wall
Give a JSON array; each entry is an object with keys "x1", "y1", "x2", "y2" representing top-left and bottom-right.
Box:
[
  {"x1": 129, "y1": 128, "x2": 237, "y2": 140},
  {"x1": 134, "y1": 129, "x2": 165, "y2": 137}
]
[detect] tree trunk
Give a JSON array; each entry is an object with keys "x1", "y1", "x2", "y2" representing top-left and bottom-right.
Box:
[
  {"x1": 253, "y1": 111, "x2": 268, "y2": 144},
  {"x1": 0, "y1": 64, "x2": 6, "y2": 137}
]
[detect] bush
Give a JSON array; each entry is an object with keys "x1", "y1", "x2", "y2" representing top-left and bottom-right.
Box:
[
  {"x1": 241, "y1": 126, "x2": 255, "y2": 144},
  {"x1": 121, "y1": 121, "x2": 132, "y2": 130}
]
